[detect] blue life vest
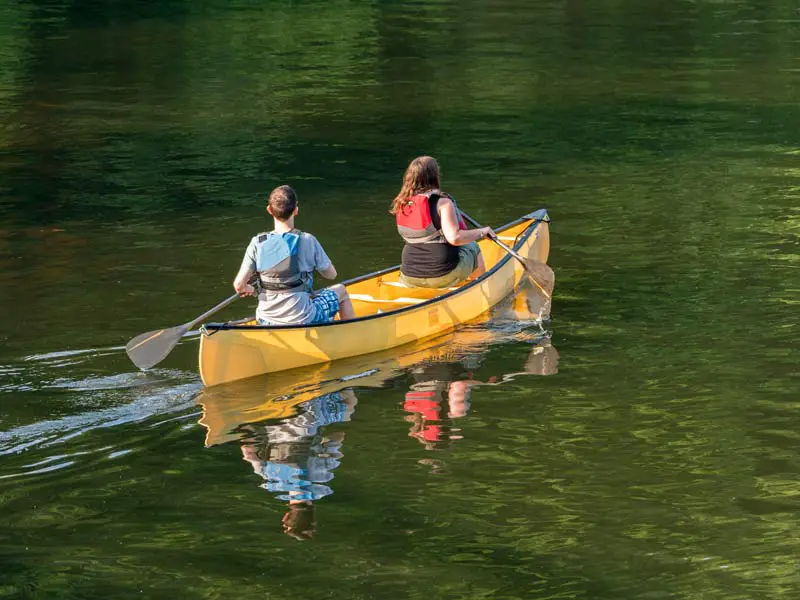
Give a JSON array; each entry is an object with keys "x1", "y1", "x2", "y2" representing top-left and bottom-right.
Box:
[{"x1": 255, "y1": 230, "x2": 310, "y2": 293}]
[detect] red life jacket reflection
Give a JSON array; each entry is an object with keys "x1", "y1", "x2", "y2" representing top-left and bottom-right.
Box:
[
  {"x1": 404, "y1": 390, "x2": 443, "y2": 443},
  {"x1": 395, "y1": 191, "x2": 467, "y2": 245}
]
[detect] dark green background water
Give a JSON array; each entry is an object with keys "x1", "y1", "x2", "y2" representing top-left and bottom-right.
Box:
[{"x1": 1, "y1": 0, "x2": 798, "y2": 598}]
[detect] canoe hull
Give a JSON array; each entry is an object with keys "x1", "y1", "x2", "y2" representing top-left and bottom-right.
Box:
[{"x1": 199, "y1": 211, "x2": 550, "y2": 387}]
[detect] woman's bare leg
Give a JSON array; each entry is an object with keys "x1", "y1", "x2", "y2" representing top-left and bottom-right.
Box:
[{"x1": 469, "y1": 253, "x2": 486, "y2": 279}]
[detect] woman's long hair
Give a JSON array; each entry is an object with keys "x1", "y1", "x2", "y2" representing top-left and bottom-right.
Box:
[{"x1": 390, "y1": 156, "x2": 441, "y2": 214}]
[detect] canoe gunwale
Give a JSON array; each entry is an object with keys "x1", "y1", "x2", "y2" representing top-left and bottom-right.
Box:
[{"x1": 202, "y1": 211, "x2": 547, "y2": 332}]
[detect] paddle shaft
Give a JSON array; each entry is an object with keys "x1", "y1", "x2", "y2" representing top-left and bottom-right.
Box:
[
  {"x1": 460, "y1": 213, "x2": 526, "y2": 263},
  {"x1": 460, "y1": 211, "x2": 552, "y2": 299},
  {"x1": 184, "y1": 292, "x2": 241, "y2": 330}
]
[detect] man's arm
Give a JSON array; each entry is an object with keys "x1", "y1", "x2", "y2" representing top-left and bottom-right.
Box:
[
  {"x1": 312, "y1": 236, "x2": 337, "y2": 279},
  {"x1": 233, "y1": 239, "x2": 257, "y2": 296},
  {"x1": 318, "y1": 264, "x2": 337, "y2": 280},
  {"x1": 233, "y1": 264, "x2": 256, "y2": 296}
]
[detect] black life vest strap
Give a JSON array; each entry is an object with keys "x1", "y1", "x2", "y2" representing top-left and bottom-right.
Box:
[{"x1": 261, "y1": 278, "x2": 306, "y2": 292}]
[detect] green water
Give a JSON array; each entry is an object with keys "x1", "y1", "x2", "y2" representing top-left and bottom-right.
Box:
[{"x1": 1, "y1": 0, "x2": 798, "y2": 598}]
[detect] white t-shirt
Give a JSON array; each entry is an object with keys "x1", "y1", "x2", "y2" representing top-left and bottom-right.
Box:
[{"x1": 239, "y1": 231, "x2": 332, "y2": 325}]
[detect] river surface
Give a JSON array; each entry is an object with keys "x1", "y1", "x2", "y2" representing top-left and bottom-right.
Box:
[{"x1": 1, "y1": 0, "x2": 798, "y2": 598}]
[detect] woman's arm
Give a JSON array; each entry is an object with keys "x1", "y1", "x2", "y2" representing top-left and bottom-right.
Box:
[{"x1": 438, "y1": 198, "x2": 492, "y2": 246}]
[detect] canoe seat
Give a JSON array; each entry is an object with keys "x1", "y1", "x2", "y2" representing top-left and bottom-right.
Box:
[
  {"x1": 377, "y1": 278, "x2": 460, "y2": 294},
  {"x1": 345, "y1": 276, "x2": 465, "y2": 314},
  {"x1": 381, "y1": 280, "x2": 460, "y2": 292},
  {"x1": 349, "y1": 293, "x2": 425, "y2": 305}
]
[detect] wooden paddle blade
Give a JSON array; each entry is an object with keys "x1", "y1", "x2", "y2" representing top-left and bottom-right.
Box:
[
  {"x1": 523, "y1": 259, "x2": 556, "y2": 298},
  {"x1": 125, "y1": 325, "x2": 188, "y2": 370}
]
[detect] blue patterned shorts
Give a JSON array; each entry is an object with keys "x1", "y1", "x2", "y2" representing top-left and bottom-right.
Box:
[{"x1": 310, "y1": 288, "x2": 340, "y2": 324}]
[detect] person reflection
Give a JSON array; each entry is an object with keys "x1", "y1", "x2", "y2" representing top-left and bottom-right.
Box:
[
  {"x1": 240, "y1": 389, "x2": 357, "y2": 540},
  {"x1": 403, "y1": 338, "x2": 559, "y2": 454},
  {"x1": 404, "y1": 361, "x2": 476, "y2": 451}
]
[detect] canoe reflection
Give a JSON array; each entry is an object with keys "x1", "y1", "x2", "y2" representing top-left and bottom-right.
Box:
[{"x1": 195, "y1": 284, "x2": 556, "y2": 539}]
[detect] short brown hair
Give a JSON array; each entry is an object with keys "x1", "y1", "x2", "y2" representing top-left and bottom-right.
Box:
[{"x1": 268, "y1": 185, "x2": 298, "y2": 220}]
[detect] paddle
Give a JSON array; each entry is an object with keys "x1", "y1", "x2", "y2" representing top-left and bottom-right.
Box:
[
  {"x1": 126, "y1": 293, "x2": 241, "y2": 370},
  {"x1": 460, "y1": 211, "x2": 555, "y2": 299}
]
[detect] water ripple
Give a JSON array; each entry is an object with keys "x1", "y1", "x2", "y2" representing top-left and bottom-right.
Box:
[{"x1": 0, "y1": 380, "x2": 201, "y2": 456}]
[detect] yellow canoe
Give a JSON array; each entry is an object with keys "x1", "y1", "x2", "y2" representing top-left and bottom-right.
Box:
[
  {"x1": 197, "y1": 284, "x2": 558, "y2": 447},
  {"x1": 198, "y1": 209, "x2": 551, "y2": 387}
]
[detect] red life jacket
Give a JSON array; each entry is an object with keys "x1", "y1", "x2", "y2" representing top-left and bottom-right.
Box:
[{"x1": 395, "y1": 191, "x2": 467, "y2": 245}]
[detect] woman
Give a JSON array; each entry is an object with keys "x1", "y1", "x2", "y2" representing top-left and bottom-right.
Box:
[{"x1": 390, "y1": 156, "x2": 493, "y2": 288}]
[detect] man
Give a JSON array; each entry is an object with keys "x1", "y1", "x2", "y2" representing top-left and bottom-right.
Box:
[{"x1": 233, "y1": 185, "x2": 355, "y2": 325}]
